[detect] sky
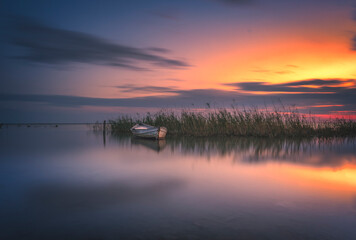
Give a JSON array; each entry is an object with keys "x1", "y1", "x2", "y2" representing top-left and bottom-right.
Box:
[{"x1": 1, "y1": 0, "x2": 356, "y2": 123}]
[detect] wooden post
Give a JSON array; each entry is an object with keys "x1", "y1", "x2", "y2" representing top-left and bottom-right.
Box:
[{"x1": 103, "y1": 120, "x2": 106, "y2": 147}]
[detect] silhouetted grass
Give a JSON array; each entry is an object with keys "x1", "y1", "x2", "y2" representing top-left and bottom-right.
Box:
[{"x1": 109, "y1": 108, "x2": 356, "y2": 138}]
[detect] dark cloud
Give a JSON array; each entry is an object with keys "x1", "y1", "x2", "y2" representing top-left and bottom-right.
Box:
[
  {"x1": 116, "y1": 84, "x2": 178, "y2": 93},
  {"x1": 353, "y1": 7, "x2": 356, "y2": 21},
  {"x1": 1, "y1": 78, "x2": 356, "y2": 122},
  {"x1": 0, "y1": 89, "x2": 243, "y2": 108},
  {"x1": 8, "y1": 16, "x2": 190, "y2": 71},
  {"x1": 225, "y1": 79, "x2": 356, "y2": 93},
  {"x1": 146, "y1": 47, "x2": 171, "y2": 53},
  {"x1": 1, "y1": 83, "x2": 356, "y2": 110},
  {"x1": 352, "y1": 35, "x2": 356, "y2": 51},
  {"x1": 281, "y1": 79, "x2": 344, "y2": 86},
  {"x1": 351, "y1": 7, "x2": 356, "y2": 50}
]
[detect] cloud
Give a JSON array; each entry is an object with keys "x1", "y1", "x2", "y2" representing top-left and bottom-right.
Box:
[
  {"x1": 280, "y1": 79, "x2": 345, "y2": 86},
  {"x1": 275, "y1": 70, "x2": 294, "y2": 75},
  {"x1": 225, "y1": 79, "x2": 356, "y2": 93},
  {"x1": 351, "y1": 7, "x2": 356, "y2": 50},
  {"x1": 8, "y1": 16, "x2": 190, "y2": 71},
  {"x1": 353, "y1": 7, "x2": 356, "y2": 21},
  {"x1": 116, "y1": 84, "x2": 178, "y2": 93},
  {"x1": 0, "y1": 89, "x2": 243, "y2": 108},
  {"x1": 252, "y1": 66, "x2": 298, "y2": 75},
  {"x1": 146, "y1": 47, "x2": 171, "y2": 53},
  {"x1": 286, "y1": 65, "x2": 299, "y2": 68},
  {"x1": 1, "y1": 83, "x2": 356, "y2": 109},
  {"x1": 1, "y1": 78, "x2": 356, "y2": 121},
  {"x1": 165, "y1": 78, "x2": 185, "y2": 82},
  {"x1": 352, "y1": 35, "x2": 356, "y2": 51}
]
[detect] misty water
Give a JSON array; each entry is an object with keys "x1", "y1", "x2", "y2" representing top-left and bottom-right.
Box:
[{"x1": 1, "y1": 125, "x2": 356, "y2": 240}]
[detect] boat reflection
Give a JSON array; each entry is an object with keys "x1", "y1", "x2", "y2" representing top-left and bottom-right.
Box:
[{"x1": 131, "y1": 138, "x2": 167, "y2": 152}]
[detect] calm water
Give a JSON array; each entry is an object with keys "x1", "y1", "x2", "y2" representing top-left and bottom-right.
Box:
[{"x1": 1, "y1": 125, "x2": 356, "y2": 240}]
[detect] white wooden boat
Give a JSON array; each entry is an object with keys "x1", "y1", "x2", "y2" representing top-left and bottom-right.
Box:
[{"x1": 130, "y1": 123, "x2": 167, "y2": 139}]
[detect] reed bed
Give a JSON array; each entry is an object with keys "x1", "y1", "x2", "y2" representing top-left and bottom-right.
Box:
[{"x1": 109, "y1": 108, "x2": 356, "y2": 138}]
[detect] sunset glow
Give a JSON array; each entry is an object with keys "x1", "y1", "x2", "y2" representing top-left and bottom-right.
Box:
[
  {"x1": 2, "y1": 2, "x2": 356, "y2": 239},
  {"x1": 0, "y1": 0, "x2": 356, "y2": 122}
]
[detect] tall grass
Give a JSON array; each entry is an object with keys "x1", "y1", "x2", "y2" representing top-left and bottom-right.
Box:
[{"x1": 109, "y1": 107, "x2": 356, "y2": 138}]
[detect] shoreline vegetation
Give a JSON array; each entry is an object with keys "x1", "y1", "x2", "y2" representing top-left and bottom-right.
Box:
[{"x1": 109, "y1": 107, "x2": 356, "y2": 138}]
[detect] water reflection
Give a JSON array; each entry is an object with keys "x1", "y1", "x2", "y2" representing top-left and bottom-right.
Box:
[
  {"x1": 31, "y1": 178, "x2": 184, "y2": 210},
  {"x1": 109, "y1": 134, "x2": 356, "y2": 168},
  {"x1": 1, "y1": 125, "x2": 356, "y2": 240},
  {"x1": 131, "y1": 138, "x2": 167, "y2": 152}
]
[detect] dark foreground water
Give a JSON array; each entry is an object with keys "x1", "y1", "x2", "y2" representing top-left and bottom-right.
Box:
[{"x1": 1, "y1": 125, "x2": 356, "y2": 240}]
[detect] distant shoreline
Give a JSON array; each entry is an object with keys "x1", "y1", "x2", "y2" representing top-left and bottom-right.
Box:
[{"x1": 1, "y1": 123, "x2": 95, "y2": 125}]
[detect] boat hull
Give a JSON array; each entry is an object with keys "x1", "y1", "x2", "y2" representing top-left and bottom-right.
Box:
[{"x1": 131, "y1": 124, "x2": 167, "y2": 139}]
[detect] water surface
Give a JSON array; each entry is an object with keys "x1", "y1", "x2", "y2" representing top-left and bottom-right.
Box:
[{"x1": 1, "y1": 125, "x2": 356, "y2": 239}]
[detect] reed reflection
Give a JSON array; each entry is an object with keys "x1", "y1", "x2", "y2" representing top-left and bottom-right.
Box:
[
  {"x1": 131, "y1": 138, "x2": 166, "y2": 152},
  {"x1": 108, "y1": 133, "x2": 356, "y2": 168}
]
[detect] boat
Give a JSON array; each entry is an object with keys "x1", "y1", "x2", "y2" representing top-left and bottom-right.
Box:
[{"x1": 130, "y1": 123, "x2": 167, "y2": 139}]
